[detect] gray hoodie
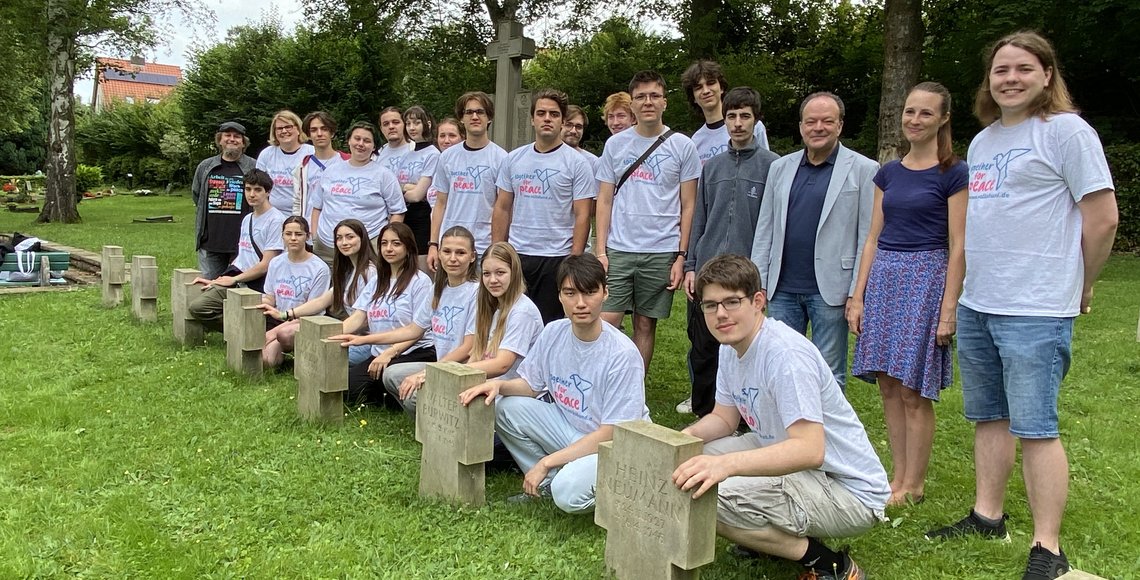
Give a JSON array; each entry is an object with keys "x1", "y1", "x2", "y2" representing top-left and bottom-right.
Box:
[{"x1": 685, "y1": 141, "x2": 779, "y2": 273}]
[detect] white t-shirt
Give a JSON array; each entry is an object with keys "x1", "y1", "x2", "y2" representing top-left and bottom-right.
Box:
[
  {"x1": 715, "y1": 318, "x2": 890, "y2": 512},
  {"x1": 691, "y1": 120, "x2": 769, "y2": 166},
  {"x1": 518, "y1": 320, "x2": 650, "y2": 436},
  {"x1": 576, "y1": 147, "x2": 600, "y2": 174},
  {"x1": 596, "y1": 127, "x2": 702, "y2": 253},
  {"x1": 396, "y1": 144, "x2": 440, "y2": 189},
  {"x1": 466, "y1": 294, "x2": 544, "y2": 380},
  {"x1": 433, "y1": 141, "x2": 508, "y2": 254},
  {"x1": 375, "y1": 142, "x2": 414, "y2": 178},
  {"x1": 352, "y1": 271, "x2": 433, "y2": 356},
  {"x1": 495, "y1": 143, "x2": 596, "y2": 256},
  {"x1": 232, "y1": 207, "x2": 286, "y2": 272},
  {"x1": 298, "y1": 152, "x2": 346, "y2": 219},
  {"x1": 312, "y1": 160, "x2": 406, "y2": 246},
  {"x1": 412, "y1": 280, "x2": 478, "y2": 360},
  {"x1": 340, "y1": 263, "x2": 376, "y2": 318},
  {"x1": 960, "y1": 113, "x2": 1114, "y2": 317},
  {"x1": 257, "y1": 144, "x2": 315, "y2": 213},
  {"x1": 264, "y1": 253, "x2": 331, "y2": 313}
]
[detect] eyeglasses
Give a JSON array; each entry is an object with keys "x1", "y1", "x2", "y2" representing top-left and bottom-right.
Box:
[
  {"x1": 699, "y1": 295, "x2": 750, "y2": 314},
  {"x1": 463, "y1": 108, "x2": 488, "y2": 118},
  {"x1": 275, "y1": 125, "x2": 296, "y2": 133},
  {"x1": 564, "y1": 123, "x2": 585, "y2": 131},
  {"x1": 631, "y1": 93, "x2": 664, "y2": 103}
]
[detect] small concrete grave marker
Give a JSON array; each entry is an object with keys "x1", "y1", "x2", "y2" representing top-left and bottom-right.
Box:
[
  {"x1": 130, "y1": 255, "x2": 158, "y2": 322},
  {"x1": 223, "y1": 287, "x2": 264, "y2": 377},
  {"x1": 415, "y1": 362, "x2": 493, "y2": 506},
  {"x1": 294, "y1": 315, "x2": 348, "y2": 424},
  {"x1": 1059, "y1": 571, "x2": 1107, "y2": 580},
  {"x1": 170, "y1": 268, "x2": 205, "y2": 346},
  {"x1": 101, "y1": 245, "x2": 125, "y2": 306},
  {"x1": 487, "y1": 19, "x2": 535, "y2": 151},
  {"x1": 596, "y1": 421, "x2": 717, "y2": 580}
]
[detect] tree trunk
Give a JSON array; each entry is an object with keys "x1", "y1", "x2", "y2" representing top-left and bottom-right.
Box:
[
  {"x1": 876, "y1": 0, "x2": 923, "y2": 164},
  {"x1": 39, "y1": 0, "x2": 80, "y2": 224},
  {"x1": 684, "y1": 0, "x2": 722, "y2": 59}
]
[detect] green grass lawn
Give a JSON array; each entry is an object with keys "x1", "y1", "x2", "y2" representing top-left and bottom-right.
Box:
[{"x1": 1, "y1": 196, "x2": 1138, "y2": 578}]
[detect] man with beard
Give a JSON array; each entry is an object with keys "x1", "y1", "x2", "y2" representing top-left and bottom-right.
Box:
[{"x1": 193, "y1": 121, "x2": 257, "y2": 279}]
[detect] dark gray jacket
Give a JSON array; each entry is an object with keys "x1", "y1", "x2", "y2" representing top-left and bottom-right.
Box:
[
  {"x1": 192, "y1": 153, "x2": 256, "y2": 250},
  {"x1": 685, "y1": 142, "x2": 779, "y2": 273}
]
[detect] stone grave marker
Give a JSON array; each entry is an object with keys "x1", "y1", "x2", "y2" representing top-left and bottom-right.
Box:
[
  {"x1": 1059, "y1": 571, "x2": 1107, "y2": 580},
  {"x1": 415, "y1": 362, "x2": 493, "y2": 506},
  {"x1": 487, "y1": 19, "x2": 535, "y2": 151},
  {"x1": 223, "y1": 287, "x2": 264, "y2": 377},
  {"x1": 294, "y1": 315, "x2": 348, "y2": 424},
  {"x1": 101, "y1": 245, "x2": 125, "y2": 307},
  {"x1": 596, "y1": 420, "x2": 717, "y2": 580},
  {"x1": 130, "y1": 255, "x2": 158, "y2": 322},
  {"x1": 170, "y1": 268, "x2": 205, "y2": 346}
]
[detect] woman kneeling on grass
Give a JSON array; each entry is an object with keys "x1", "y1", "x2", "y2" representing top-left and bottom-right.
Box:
[
  {"x1": 259, "y1": 218, "x2": 378, "y2": 366},
  {"x1": 260, "y1": 216, "x2": 331, "y2": 368},
  {"x1": 330, "y1": 222, "x2": 434, "y2": 406}
]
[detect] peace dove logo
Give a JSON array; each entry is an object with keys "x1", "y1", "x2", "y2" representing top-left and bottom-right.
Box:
[
  {"x1": 464, "y1": 165, "x2": 493, "y2": 188},
  {"x1": 439, "y1": 305, "x2": 464, "y2": 331},
  {"x1": 568, "y1": 374, "x2": 593, "y2": 412},
  {"x1": 345, "y1": 176, "x2": 370, "y2": 194},
  {"x1": 993, "y1": 149, "x2": 1031, "y2": 189},
  {"x1": 643, "y1": 152, "x2": 673, "y2": 173}
]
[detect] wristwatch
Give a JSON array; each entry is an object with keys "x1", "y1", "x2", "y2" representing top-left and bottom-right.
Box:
[{"x1": 675, "y1": 250, "x2": 688, "y2": 260}]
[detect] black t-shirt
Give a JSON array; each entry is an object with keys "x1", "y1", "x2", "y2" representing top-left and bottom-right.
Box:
[{"x1": 200, "y1": 160, "x2": 249, "y2": 253}]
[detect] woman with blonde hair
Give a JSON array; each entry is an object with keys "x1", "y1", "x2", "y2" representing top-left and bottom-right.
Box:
[{"x1": 257, "y1": 110, "x2": 314, "y2": 214}]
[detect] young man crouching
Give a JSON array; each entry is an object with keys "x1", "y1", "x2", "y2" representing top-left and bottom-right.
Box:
[
  {"x1": 459, "y1": 254, "x2": 649, "y2": 513},
  {"x1": 672, "y1": 254, "x2": 889, "y2": 579}
]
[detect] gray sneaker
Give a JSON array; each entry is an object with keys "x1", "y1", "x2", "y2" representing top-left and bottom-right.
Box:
[{"x1": 675, "y1": 397, "x2": 693, "y2": 414}]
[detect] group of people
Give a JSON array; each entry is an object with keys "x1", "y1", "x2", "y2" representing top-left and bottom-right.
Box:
[{"x1": 185, "y1": 30, "x2": 1117, "y2": 580}]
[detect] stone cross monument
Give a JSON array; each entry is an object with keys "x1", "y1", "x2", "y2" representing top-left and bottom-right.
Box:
[{"x1": 487, "y1": 19, "x2": 535, "y2": 151}]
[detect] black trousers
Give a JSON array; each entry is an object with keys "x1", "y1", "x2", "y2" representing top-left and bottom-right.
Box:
[
  {"x1": 686, "y1": 298, "x2": 720, "y2": 417},
  {"x1": 347, "y1": 346, "x2": 437, "y2": 406},
  {"x1": 520, "y1": 253, "x2": 567, "y2": 325}
]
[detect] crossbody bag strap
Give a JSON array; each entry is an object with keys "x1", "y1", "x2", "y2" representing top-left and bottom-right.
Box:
[
  {"x1": 248, "y1": 215, "x2": 263, "y2": 261},
  {"x1": 614, "y1": 129, "x2": 676, "y2": 196}
]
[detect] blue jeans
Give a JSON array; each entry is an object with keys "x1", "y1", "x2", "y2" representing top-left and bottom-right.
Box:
[
  {"x1": 765, "y1": 291, "x2": 849, "y2": 392},
  {"x1": 495, "y1": 396, "x2": 599, "y2": 514},
  {"x1": 196, "y1": 249, "x2": 234, "y2": 281},
  {"x1": 956, "y1": 305, "x2": 1072, "y2": 439}
]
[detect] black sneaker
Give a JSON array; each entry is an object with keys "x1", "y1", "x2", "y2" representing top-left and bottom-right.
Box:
[
  {"x1": 924, "y1": 510, "x2": 1011, "y2": 542},
  {"x1": 1022, "y1": 542, "x2": 1069, "y2": 580},
  {"x1": 796, "y1": 550, "x2": 865, "y2": 580}
]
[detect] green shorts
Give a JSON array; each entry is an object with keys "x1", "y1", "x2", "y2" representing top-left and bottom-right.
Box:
[{"x1": 603, "y1": 248, "x2": 675, "y2": 319}]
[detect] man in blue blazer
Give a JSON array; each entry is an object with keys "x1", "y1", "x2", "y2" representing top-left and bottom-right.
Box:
[{"x1": 750, "y1": 92, "x2": 877, "y2": 392}]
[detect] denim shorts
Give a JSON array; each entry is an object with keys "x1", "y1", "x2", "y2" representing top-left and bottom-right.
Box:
[{"x1": 956, "y1": 305, "x2": 1073, "y2": 438}]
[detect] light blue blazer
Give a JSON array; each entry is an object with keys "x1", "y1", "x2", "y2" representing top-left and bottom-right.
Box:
[{"x1": 751, "y1": 143, "x2": 878, "y2": 306}]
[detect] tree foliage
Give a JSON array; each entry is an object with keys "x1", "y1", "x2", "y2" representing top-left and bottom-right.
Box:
[{"x1": 76, "y1": 98, "x2": 188, "y2": 186}]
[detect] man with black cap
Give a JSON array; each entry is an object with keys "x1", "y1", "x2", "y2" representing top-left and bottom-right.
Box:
[{"x1": 192, "y1": 121, "x2": 257, "y2": 279}]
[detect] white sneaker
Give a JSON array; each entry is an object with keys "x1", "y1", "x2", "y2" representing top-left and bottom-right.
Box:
[{"x1": 675, "y1": 397, "x2": 693, "y2": 414}]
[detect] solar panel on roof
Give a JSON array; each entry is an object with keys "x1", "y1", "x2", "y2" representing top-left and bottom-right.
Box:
[{"x1": 103, "y1": 69, "x2": 179, "y2": 86}]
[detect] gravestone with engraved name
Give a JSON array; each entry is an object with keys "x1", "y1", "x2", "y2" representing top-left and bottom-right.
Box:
[
  {"x1": 130, "y1": 255, "x2": 158, "y2": 322},
  {"x1": 171, "y1": 268, "x2": 205, "y2": 345},
  {"x1": 487, "y1": 19, "x2": 535, "y2": 151},
  {"x1": 415, "y1": 362, "x2": 494, "y2": 506},
  {"x1": 223, "y1": 287, "x2": 264, "y2": 376},
  {"x1": 101, "y1": 245, "x2": 125, "y2": 307},
  {"x1": 596, "y1": 420, "x2": 717, "y2": 580},
  {"x1": 294, "y1": 315, "x2": 347, "y2": 424}
]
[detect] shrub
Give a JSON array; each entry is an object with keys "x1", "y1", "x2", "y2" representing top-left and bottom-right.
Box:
[
  {"x1": 1106, "y1": 144, "x2": 1140, "y2": 253},
  {"x1": 75, "y1": 164, "x2": 104, "y2": 194}
]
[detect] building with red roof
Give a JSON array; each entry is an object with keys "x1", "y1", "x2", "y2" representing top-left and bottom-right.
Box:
[{"x1": 91, "y1": 57, "x2": 182, "y2": 113}]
